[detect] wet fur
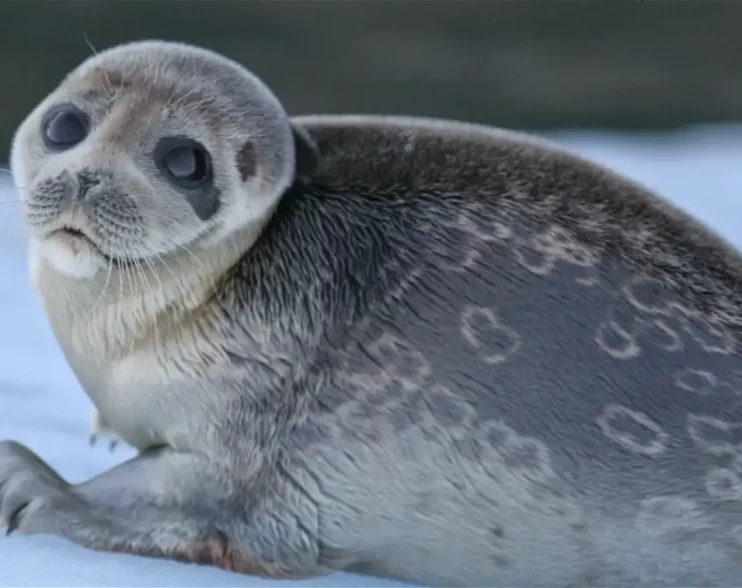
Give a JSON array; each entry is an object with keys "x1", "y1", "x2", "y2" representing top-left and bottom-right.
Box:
[{"x1": 3, "y1": 41, "x2": 742, "y2": 587}]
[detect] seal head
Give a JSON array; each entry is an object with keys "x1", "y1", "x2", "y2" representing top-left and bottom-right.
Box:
[{"x1": 11, "y1": 40, "x2": 312, "y2": 280}]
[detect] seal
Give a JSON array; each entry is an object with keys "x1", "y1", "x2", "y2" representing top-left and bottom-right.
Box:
[{"x1": 3, "y1": 39, "x2": 742, "y2": 587}]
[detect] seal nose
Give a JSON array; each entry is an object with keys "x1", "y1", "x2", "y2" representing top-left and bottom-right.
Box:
[{"x1": 75, "y1": 169, "x2": 101, "y2": 200}]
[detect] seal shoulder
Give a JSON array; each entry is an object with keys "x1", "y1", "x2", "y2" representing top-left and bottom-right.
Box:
[{"x1": 291, "y1": 114, "x2": 696, "y2": 219}]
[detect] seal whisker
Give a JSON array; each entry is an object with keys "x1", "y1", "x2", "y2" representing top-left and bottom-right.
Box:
[
  {"x1": 109, "y1": 210, "x2": 221, "y2": 296},
  {"x1": 127, "y1": 243, "x2": 144, "y2": 299},
  {"x1": 148, "y1": 249, "x2": 182, "y2": 286},
  {"x1": 121, "y1": 247, "x2": 140, "y2": 355},
  {"x1": 123, "y1": 209, "x2": 220, "y2": 294},
  {"x1": 151, "y1": 236, "x2": 221, "y2": 297},
  {"x1": 90, "y1": 253, "x2": 114, "y2": 315},
  {"x1": 167, "y1": 85, "x2": 202, "y2": 113},
  {"x1": 139, "y1": 254, "x2": 163, "y2": 353},
  {"x1": 82, "y1": 33, "x2": 99, "y2": 58},
  {"x1": 115, "y1": 238, "x2": 126, "y2": 324},
  {"x1": 133, "y1": 256, "x2": 157, "y2": 344},
  {"x1": 83, "y1": 34, "x2": 117, "y2": 98}
]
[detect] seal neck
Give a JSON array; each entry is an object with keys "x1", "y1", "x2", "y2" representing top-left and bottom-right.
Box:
[{"x1": 30, "y1": 222, "x2": 262, "y2": 360}]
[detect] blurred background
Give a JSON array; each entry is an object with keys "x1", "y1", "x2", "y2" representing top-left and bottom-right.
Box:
[{"x1": 1, "y1": 0, "x2": 742, "y2": 160}]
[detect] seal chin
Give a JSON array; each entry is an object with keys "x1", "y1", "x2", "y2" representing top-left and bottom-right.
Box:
[{"x1": 36, "y1": 228, "x2": 106, "y2": 279}]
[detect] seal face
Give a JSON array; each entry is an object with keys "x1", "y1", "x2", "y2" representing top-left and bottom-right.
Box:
[
  {"x1": 11, "y1": 40, "x2": 297, "y2": 280},
  {"x1": 4, "y1": 39, "x2": 742, "y2": 588}
]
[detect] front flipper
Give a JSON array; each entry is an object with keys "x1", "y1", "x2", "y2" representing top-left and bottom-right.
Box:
[
  {"x1": 0, "y1": 440, "x2": 330, "y2": 579},
  {"x1": 88, "y1": 409, "x2": 126, "y2": 452}
]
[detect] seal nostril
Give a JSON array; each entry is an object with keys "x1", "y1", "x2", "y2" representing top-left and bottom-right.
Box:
[{"x1": 76, "y1": 170, "x2": 102, "y2": 200}]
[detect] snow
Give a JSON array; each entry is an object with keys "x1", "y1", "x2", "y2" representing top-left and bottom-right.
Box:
[{"x1": 1, "y1": 124, "x2": 741, "y2": 586}]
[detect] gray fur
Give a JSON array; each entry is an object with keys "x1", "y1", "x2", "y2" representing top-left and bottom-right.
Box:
[{"x1": 2, "y1": 40, "x2": 742, "y2": 587}]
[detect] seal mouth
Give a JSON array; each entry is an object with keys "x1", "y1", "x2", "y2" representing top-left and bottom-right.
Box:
[
  {"x1": 48, "y1": 226, "x2": 126, "y2": 267},
  {"x1": 55, "y1": 227, "x2": 88, "y2": 241}
]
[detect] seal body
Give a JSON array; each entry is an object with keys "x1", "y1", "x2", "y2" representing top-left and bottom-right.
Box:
[{"x1": 3, "y1": 41, "x2": 742, "y2": 588}]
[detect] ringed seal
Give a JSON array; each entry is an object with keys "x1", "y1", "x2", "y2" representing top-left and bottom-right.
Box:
[{"x1": 3, "y1": 40, "x2": 742, "y2": 587}]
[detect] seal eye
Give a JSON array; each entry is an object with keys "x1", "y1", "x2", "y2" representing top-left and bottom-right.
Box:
[
  {"x1": 155, "y1": 137, "x2": 212, "y2": 188},
  {"x1": 42, "y1": 105, "x2": 89, "y2": 150}
]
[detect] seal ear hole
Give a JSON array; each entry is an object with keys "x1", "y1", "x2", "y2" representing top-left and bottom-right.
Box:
[
  {"x1": 236, "y1": 141, "x2": 257, "y2": 183},
  {"x1": 291, "y1": 125, "x2": 319, "y2": 179}
]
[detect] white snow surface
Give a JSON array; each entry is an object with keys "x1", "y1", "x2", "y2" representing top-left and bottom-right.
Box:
[{"x1": 0, "y1": 124, "x2": 741, "y2": 586}]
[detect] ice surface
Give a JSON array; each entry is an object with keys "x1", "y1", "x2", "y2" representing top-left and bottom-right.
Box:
[{"x1": 0, "y1": 124, "x2": 741, "y2": 586}]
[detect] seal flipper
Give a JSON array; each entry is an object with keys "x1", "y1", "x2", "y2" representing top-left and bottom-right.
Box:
[
  {"x1": 0, "y1": 440, "x2": 334, "y2": 579},
  {"x1": 88, "y1": 409, "x2": 124, "y2": 452}
]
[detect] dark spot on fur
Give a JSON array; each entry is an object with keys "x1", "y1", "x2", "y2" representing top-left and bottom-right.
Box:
[
  {"x1": 185, "y1": 186, "x2": 221, "y2": 221},
  {"x1": 236, "y1": 141, "x2": 256, "y2": 182},
  {"x1": 491, "y1": 524, "x2": 505, "y2": 538}
]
